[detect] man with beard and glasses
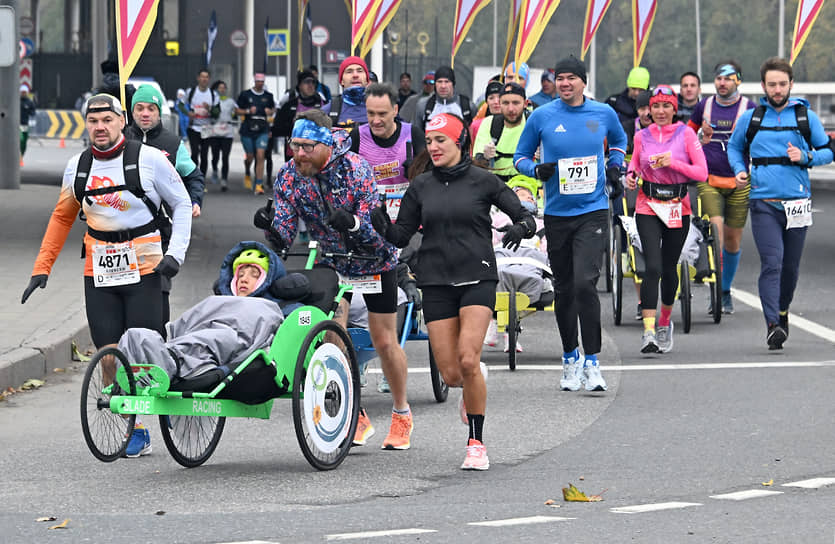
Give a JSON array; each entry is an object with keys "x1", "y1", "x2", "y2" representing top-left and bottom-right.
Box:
[
  {"x1": 473, "y1": 82, "x2": 528, "y2": 181},
  {"x1": 728, "y1": 57, "x2": 833, "y2": 350},
  {"x1": 687, "y1": 61, "x2": 755, "y2": 315},
  {"x1": 254, "y1": 109, "x2": 414, "y2": 451}
]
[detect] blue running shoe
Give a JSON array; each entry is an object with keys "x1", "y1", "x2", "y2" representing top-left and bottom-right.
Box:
[{"x1": 125, "y1": 426, "x2": 151, "y2": 458}]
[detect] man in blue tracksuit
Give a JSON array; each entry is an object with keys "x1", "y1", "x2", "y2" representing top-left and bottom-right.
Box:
[
  {"x1": 514, "y1": 55, "x2": 627, "y2": 393},
  {"x1": 727, "y1": 56, "x2": 833, "y2": 350}
]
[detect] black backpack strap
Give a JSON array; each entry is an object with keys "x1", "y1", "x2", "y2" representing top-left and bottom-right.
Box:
[
  {"x1": 329, "y1": 95, "x2": 342, "y2": 125},
  {"x1": 74, "y1": 149, "x2": 94, "y2": 204},
  {"x1": 423, "y1": 95, "x2": 436, "y2": 125},
  {"x1": 121, "y1": 140, "x2": 160, "y2": 219},
  {"x1": 744, "y1": 105, "x2": 766, "y2": 155},
  {"x1": 489, "y1": 114, "x2": 504, "y2": 143},
  {"x1": 794, "y1": 104, "x2": 812, "y2": 149},
  {"x1": 460, "y1": 95, "x2": 472, "y2": 124}
]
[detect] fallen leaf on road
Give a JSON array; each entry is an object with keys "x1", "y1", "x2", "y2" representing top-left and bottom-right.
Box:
[
  {"x1": 21, "y1": 379, "x2": 45, "y2": 390},
  {"x1": 155, "y1": 511, "x2": 166, "y2": 516},
  {"x1": 762, "y1": 479, "x2": 774, "y2": 486},
  {"x1": 53, "y1": 368, "x2": 65, "y2": 373},
  {"x1": 562, "y1": 483, "x2": 604, "y2": 502},
  {"x1": 48, "y1": 519, "x2": 70, "y2": 529},
  {"x1": 72, "y1": 341, "x2": 91, "y2": 362},
  {"x1": 579, "y1": 476, "x2": 585, "y2": 480},
  {"x1": 544, "y1": 499, "x2": 561, "y2": 508},
  {"x1": 35, "y1": 517, "x2": 57, "y2": 522}
]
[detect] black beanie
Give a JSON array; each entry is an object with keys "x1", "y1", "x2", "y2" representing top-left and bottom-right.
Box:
[
  {"x1": 554, "y1": 56, "x2": 587, "y2": 84},
  {"x1": 635, "y1": 90, "x2": 651, "y2": 109},
  {"x1": 485, "y1": 80, "x2": 503, "y2": 97},
  {"x1": 434, "y1": 66, "x2": 456, "y2": 86}
]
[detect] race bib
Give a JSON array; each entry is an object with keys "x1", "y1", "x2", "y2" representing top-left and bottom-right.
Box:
[
  {"x1": 341, "y1": 274, "x2": 382, "y2": 294},
  {"x1": 92, "y1": 242, "x2": 140, "y2": 288},
  {"x1": 380, "y1": 184, "x2": 409, "y2": 221},
  {"x1": 782, "y1": 198, "x2": 812, "y2": 229},
  {"x1": 647, "y1": 200, "x2": 683, "y2": 229},
  {"x1": 558, "y1": 155, "x2": 598, "y2": 195}
]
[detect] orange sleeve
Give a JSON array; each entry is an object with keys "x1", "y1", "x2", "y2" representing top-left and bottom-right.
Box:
[
  {"x1": 31, "y1": 187, "x2": 81, "y2": 276},
  {"x1": 687, "y1": 119, "x2": 699, "y2": 133}
]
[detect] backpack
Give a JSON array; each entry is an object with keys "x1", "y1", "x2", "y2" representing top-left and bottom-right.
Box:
[
  {"x1": 488, "y1": 112, "x2": 529, "y2": 158},
  {"x1": 328, "y1": 95, "x2": 343, "y2": 126},
  {"x1": 423, "y1": 94, "x2": 473, "y2": 126},
  {"x1": 74, "y1": 140, "x2": 172, "y2": 245},
  {"x1": 742, "y1": 103, "x2": 829, "y2": 167}
]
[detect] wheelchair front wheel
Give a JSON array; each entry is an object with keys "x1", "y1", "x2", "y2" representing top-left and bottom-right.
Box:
[
  {"x1": 679, "y1": 262, "x2": 692, "y2": 334},
  {"x1": 428, "y1": 341, "x2": 449, "y2": 402},
  {"x1": 709, "y1": 223, "x2": 723, "y2": 324},
  {"x1": 612, "y1": 224, "x2": 624, "y2": 325},
  {"x1": 507, "y1": 287, "x2": 518, "y2": 371},
  {"x1": 293, "y1": 320, "x2": 359, "y2": 470},
  {"x1": 80, "y1": 347, "x2": 136, "y2": 462},
  {"x1": 159, "y1": 414, "x2": 226, "y2": 468}
]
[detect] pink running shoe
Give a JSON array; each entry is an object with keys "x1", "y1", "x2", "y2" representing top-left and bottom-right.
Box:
[{"x1": 461, "y1": 439, "x2": 490, "y2": 470}]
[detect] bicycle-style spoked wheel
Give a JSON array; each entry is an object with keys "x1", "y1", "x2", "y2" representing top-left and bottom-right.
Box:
[
  {"x1": 428, "y1": 341, "x2": 448, "y2": 402},
  {"x1": 709, "y1": 223, "x2": 723, "y2": 324},
  {"x1": 507, "y1": 287, "x2": 518, "y2": 370},
  {"x1": 679, "y1": 262, "x2": 692, "y2": 334},
  {"x1": 159, "y1": 414, "x2": 226, "y2": 468},
  {"x1": 80, "y1": 347, "x2": 136, "y2": 462},
  {"x1": 292, "y1": 320, "x2": 360, "y2": 470},
  {"x1": 612, "y1": 224, "x2": 624, "y2": 325}
]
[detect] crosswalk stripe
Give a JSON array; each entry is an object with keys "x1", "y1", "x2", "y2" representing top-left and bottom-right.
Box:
[
  {"x1": 326, "y1": 528, "x2": 436, "y2": 540},
  {"x1": 709, "y1": 489, "x2": 784, "y2": 500},
  {"x1": 610, "y1": 502, "x2": 702, "y2": 514},
  {"x1": 782, "y1": 477, "x2": 835, "y2": 489},
  {"x1": 468, "y1": 515, "x2": 574, "y2": 527},
  {"x1": 732, "y1": 288, "x2": 835, "y2": 343}
]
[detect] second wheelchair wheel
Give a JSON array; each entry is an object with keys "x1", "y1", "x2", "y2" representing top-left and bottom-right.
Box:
[
  {"x1": 292, "y1": 320, "x2": 359, "y2": 471},
  {"x1": 507, "y1": 287, "x2": 518, "y2": 370},
  {"x1": 612, "y1": 224, "x2": 624, "y2": 325},
  {"x1": 428, "y1": 341, "x2": 448, "y2": 403},
  {"x1": 709, "y1": 223, "x2": 723, "y2": 324},
  {"x1": 80, "y1": 347, "x2": 136, "y2": 462},
  {"x1": 159, "y1": 414, "x2": 226, "y2": 468},
  {"x1": 679, "y1": 262, "x2": 692, "y2": 334}
]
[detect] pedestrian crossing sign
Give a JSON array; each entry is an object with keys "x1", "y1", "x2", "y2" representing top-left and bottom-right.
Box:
[{"x1": 267, "y1": 29, "x2": 289, "y2": 57}]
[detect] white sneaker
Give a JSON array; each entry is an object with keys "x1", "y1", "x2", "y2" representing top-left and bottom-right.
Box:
[
  {"x1": 503, "y1": 333, "x2": 523, "y2": 353},
  {"x1": 459, "y1": 362, "x2": 488, "y2": 424},
  {"x1": 483, "y1": 319, "x2": 498, "y2": 347},
  {"x1": 559, "y1": 352, "x2": 584, "y2": 391},
  {"x1": 584, "y1": 359, "x2": 607, "y2": 391},
  {"x1": 377, "y1": 375, "x2": 391, "y2": 393},
  {"x1": 656, "y1": 322, "x2": 674, "y2": 353}
]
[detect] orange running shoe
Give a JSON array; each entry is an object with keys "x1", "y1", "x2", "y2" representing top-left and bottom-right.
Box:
[
  {"x1": 352, "y1": 408, "x2": 375, "y2": 446},
  {"x1": 381, "y1": 412, "x2": 413, "y2": 450},
  {"x1": 461, "y1": 438, "x2": 489, "y2": 470}
]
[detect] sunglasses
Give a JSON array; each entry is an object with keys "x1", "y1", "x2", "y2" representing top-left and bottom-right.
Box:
[{"x1": 652, "y1": 86, "x2": 675, "y2": 96}]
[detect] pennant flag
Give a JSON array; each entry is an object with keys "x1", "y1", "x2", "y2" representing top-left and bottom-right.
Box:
[
  {"x1": 298, "y1": 0, "x2": 309, "y2": 66},
  {"x1": 581, "y1": 0, "x2": 612, "y2": 60},
  {"x1": 360, "y1": 0, "x2": 404, "y2": 58},
  {"x1": 263, "y1": 16, "x2": 269, "y2": 74},
  {"x1": 451, "y1": 0, "x2": 493, "y2": 68},
  {"x1": 790, "y1": 0, "x2": 826, "y2": 64},
  {"x1": 115, "y1": 0, "x2": 160, "y2": 109},
  {"x1": 352, "y1": 0, "x2": 384, "y2": 54},
  {"x1": 632, "y1": 0, "x2": 657, "y2": 67},
  {"x1": 501, "y1": 0, "x2": 522, "y2": 75},
  {"x1": 206, "y1": 10, "x2": 217, "y2": 66},
  {"x1": 515, "y1": 0, "x2": 561, "y2": 67}
]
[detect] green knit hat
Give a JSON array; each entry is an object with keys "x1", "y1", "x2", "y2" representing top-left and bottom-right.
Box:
[
  {"x1": 626, "y1": 67, "x2": 650, "y2": 90},
  {"x1": 131, "y1": 84, "x2": 165, "y2": 112}
]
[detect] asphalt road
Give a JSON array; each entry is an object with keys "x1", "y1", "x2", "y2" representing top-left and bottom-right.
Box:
[{"x1": 2, "y1": 140, "x2": 834, "y2": 543}]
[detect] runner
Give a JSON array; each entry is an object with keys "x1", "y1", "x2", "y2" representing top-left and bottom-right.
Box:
[
  {"x1": 328, "y1": 56, "x2": 370, "y2": 129},
  {"x1": 414, "y1": 66, "x2": 473, "y2": 131},
  {"x1": 236, "y1": 72, "x2": 275, "y2": 195},
  {"x1": 473, "y1": 82, "x2": 527, "y2": 181},
  {"x1": 605, "y1": 66, "x2": 650, "y2": 126},
  {"x1": 530, "y1": 69, "x2": 557, "y2": 109},
  {"x1": 677, "y1": 71, "x2": 701, "y2": 123},
  {"x1": 208, "y1": 80, "x2": 238, "y2": 191},
  {"x1": 469, "y1": 80, "x2": 504, "y2": 147},
  {"x1": 185, "y1": 69, "x2": 219, "y2": 176}
]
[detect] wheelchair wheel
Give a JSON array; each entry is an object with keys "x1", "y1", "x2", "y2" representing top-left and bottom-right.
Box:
[
  {"x1": 428, "y1": 341, "x2": 448, "y2": 403},
  {"x1": 612, "y1": 224, "x2": 624, "y2": 325},
  {"x1": 709, "y1": 223, "x2": 723, "y2": 324},
  {"x1": 292, "y1": 320, "x2": 359, "y2": 471},
  {"x1": 80, "y1": 347, "x2": 136, "y2": 462},
  {"x1": 604, "y1": 208, "x2": 613, "y2": 292},
  {"x1": 507, "y1": 287, "x2": 518, "y2": 371},
  {"x1": 679, "y1": 262, "x2": 692, "y2": 334},
  {"x1": 159, "y1": 414, "x2": 226, "y2": 468}
]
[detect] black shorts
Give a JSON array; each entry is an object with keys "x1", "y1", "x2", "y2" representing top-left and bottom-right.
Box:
[
  {"x1": 84, "y1": 273, "x2": 164, "y2": 348},
  {"x1": 342, "y1": 268, "x2": 398, "y2": 314},
  {"x1": 421, "y1": 281, "x2": 497, "y2": 323}
]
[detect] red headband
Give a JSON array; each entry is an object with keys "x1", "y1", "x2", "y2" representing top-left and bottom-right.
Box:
[{"x1": 425, "y1": 113, "x2": 464, "y2": 145}]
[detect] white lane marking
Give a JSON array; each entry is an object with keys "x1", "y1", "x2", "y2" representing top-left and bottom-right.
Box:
[
  {"x1": 732, "y1": 288, "x2": 835, "y2": 344},
  {"x1": 468, "y1": 515, "x2": 575, "y2": 527},
  {"x1": 215, "y1": 541, "x2": 279, "y2": 544},
  {"x1": 782, "y1": 477, "x2": 835, "y2": 489},
  {"x1": 369, "y1": 360, "x2": 835, "y2": 374},
  {"x1": 326, "y1": 528, "x2": 436, "y2": 540},
  {"x1": 610, "y1": 502, "x2": 702, "y2": 514},
  {"x1": 710, "y1": 489, "x2": 784, "y2": 500}
]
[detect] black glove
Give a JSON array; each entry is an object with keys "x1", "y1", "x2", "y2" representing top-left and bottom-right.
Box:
[
  {"x1": 21, "y1": 274, "x2": 48, "y2": 304},
  {"x1": 328, "y1": 208, "x2": 358, "y2": 232},
  {"x1": 370, "y1": 205, "x2": 391, "y2": 238},
  {"x1": 402, "y1": 280, "x2": 421, "y2": 310},
  {"x1": 498, "y1": 223, "x2": 528, "y2": 252},
  {"x1": 253, "y1": 199, "x2": 274, "y2": 230},
  {"x1": 534, "y1": 162, "x2": 557, "y2": 181},
  {"x1": 606, "y1": 166, "x2": 624, "y2": 201},
  {"x1": 154, "y1": 255, "x2": 180, "y2": 278}
]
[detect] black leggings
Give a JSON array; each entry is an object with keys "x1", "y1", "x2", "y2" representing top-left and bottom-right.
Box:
[
  {"x1": 84, "y1": 274, "x2": 164, "y2": 348},
  {"x1": 187, "y1": 129, "x2": 210, "y2": 175},
  {"x1": 210, "y1": 137, "x2": 233, "y2": 179},
  {"x1": 635, "y1": 213, "x2": 690, "y2": 309}
]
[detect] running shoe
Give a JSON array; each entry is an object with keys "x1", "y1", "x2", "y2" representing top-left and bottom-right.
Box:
[
  {"x1": 220, "y1": 178, "x2": 228, "y2": 192},
  {"x1": 211, "y1": 169, "x2": 219, "y2": 183},
  {"x1": 377, "y1": 375, "x2": 391, "y2": 393},
  {"x1": 459, "y1": 362, "x2": 488, "y2": 424},
  {"x1": 243, "y1": 174, "x2": 252, "y2": 190},
  {"x1": 779, "y1": 312, "x2": 789, "y2": 339},
  {"x1": 358, "y1": 360, "x2": 368, "y2": 387},
  {"x1": 125, "y1": 426, "x2": 151, "y2": 458},
  {"x1": 656, "y1": 322, "x2": 674, "y2": 353},
  {"x1": 767, "y1": 323, "x2": 787, "y2": 350},
  {"x1": 641, "y1": 330, "x2": 660, "y2": 354},
  {"x1": 460, "y1": 439, "x2": 489, "y2": 470},
  {"x1": 635, "y1": 303, "x2": 643, "y2": 321},
  {"x1": 721, "y1": 291, "x2": 734, "y2": 314},
  {"x1": 352, "y1": 408, "x2": 375, "y2": 446},
  {"x1": 559, "y1": 352, "x2": 584, "y2": 391},
  {"x1": 381, "y1": 412, "x2": 413, "y2": 450},
  {"x1": 583, "y1": 359, "x2": 607, "y2": 392},
  {"x1": 503, "y1": 333, "x2": 523, "y2": 353},
  {"x1": 483, "y1": 319, "x2": 498, "y2": 347},
  {"x1": 254, "y1": 183, "x2": 265, "y2": 195}
]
